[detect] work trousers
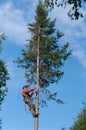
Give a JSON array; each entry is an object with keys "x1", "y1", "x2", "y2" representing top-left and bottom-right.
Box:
[{"x1": 24, "y1": 96, "x2": 36, "y2": 117}]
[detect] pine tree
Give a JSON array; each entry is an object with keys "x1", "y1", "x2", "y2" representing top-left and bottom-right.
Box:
[
  {"x1": 17, "y1": 1, "x2": 71, "y2": 130},
  {"x1": 0, "y1": 34, "x2": 9, "y2": 130},
  {"x1": 70, "y1": 103, "x2": 86, "y2": 130}
]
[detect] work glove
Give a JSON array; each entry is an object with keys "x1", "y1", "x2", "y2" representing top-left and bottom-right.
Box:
[{"x1": 33, "y1": 89, "x2": 38, "y2": 93}]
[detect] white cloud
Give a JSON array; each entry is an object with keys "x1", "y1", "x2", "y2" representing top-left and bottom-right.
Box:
[
  {"x1": 0, "y1": 1, "x2": 86, "y2": 70},
  {"x1": 6, "y1": 59, "x2": 25, "y2": 82},
  {"x1": 6, "y1": 60, "x2": 17, "y2": 77},
  {"x1": 50, "y1": 4, "x2": 86, "y2": 39},
  {"x1": 0, "y1": 1, "x2": 29, "y2": 45},
  {"x1": 50, "y1": 5, "x2": 86, "y2": 68},
  {"x1": 72, "y1": 44, "x2": 86, "y2": 68}
]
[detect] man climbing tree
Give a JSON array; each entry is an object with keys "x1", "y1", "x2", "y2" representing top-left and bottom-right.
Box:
[
  {"x1": 17, "y1": 1, "x2": 71, "y2": 130},
  {"x1": 22, "y1": 85, "x2": 38, "y2": 117}
]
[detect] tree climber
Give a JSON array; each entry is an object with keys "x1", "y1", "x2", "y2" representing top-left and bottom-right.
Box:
[{"x1": 22, "y1": 85, "x2": 38, "y2": 117}]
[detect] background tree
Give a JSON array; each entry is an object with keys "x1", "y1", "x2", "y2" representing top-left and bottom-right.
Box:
[
  {"x1": 0, "y1": 34, "x2": 5, "y2": 52},
  {"x1": 44, "y1": 0, "x2": 86, "y2": 20},
  {"x1": 17, "y1": 1, "x2": 71, "y2": 130},
  {"x1": 70, "y1": 103, "x2": 86, "y2": 130},
  {"x1": 0, "y1": 34, "x2": 9, "y2": 130}
]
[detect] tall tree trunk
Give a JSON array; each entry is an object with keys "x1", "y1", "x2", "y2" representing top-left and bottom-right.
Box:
[{"x1": 34, "y1": 26, "x2": 40, "y2": 130}]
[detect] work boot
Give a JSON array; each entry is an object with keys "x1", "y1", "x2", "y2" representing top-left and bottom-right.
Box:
[{"x1": 34, "y1": 112, "x2": 39, "y2": 117}]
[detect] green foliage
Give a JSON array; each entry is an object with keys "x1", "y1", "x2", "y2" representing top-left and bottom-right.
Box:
[
  {"x1": 61, "y1": 128, "x2": 65, "y2": 130},
  {"x1": 0, "y1": 119, "x2": 1, "y2": 130},
  {"x1": 17, "y1": 0, "x2": 71, "y2": 105},
  {"x1": 70, "y1": 104, "x2": 86, "y2": 130},
  {"x1": 0, "y1": 34, "x2": 5, "y2": 43},
  {"x1": 0, "y1": 34, "x2": 9, "y2": 129},
  {"x1": 0, "y1": 61, "x2": 9, "y2": 106},
  {"x1": 0, "y1": 34, "x2": 6, "y2": 52},
  {"x1": 0, "y1": 34, "x2": 9, "y2": 107},
  {"x1": 44, "y1": 0, "x2": 86, "y2": 20}
]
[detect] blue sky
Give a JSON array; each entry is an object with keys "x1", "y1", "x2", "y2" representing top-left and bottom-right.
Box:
[{"x1": 0, "y1": 0, "x2": 86, "y2": 130}]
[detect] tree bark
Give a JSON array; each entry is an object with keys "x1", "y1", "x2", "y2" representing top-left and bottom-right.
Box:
[{"x1": 34, "y1": 25, "x2": 40, "y2": 130}]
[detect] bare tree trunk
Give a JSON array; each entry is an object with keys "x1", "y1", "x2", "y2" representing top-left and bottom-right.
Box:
[{"x1": 34, "y1": 26, "x2": 40, "y2": 130}]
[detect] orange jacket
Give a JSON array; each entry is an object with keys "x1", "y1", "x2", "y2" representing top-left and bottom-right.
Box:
[{"x1": 22, "y1": 87, "x2": 34, "y2": 97}]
